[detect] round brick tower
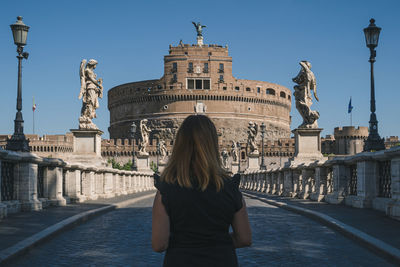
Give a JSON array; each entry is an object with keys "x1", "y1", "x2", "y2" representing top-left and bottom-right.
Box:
[{"x1": 108, "y1": 40, "x2": 292, "y2": 145}]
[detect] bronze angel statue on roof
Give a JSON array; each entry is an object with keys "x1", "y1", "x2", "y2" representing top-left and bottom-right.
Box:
[
  {"x1": 192, "y1": 21, "x2": 206, "y2": 37},
  {"x1": 78, "y1": 59, "x2": 103, "y2": 130},
  {"x1": 292, "y1": 61, "x2": 320, "y2": 128}
]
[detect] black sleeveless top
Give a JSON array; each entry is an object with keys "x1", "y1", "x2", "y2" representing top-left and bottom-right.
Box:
[{"x1": 154, "y1": 173, "x2": 243, "y2": 267}]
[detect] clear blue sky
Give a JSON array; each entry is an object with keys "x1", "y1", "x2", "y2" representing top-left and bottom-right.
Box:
[{"x1": 1, "y1": 0, "x2": 399, "y2": 139}]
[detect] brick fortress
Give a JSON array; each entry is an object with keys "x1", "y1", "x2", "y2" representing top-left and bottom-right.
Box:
[{"x1": 108, "y1": 41, "x2": 292, "y2": 144}]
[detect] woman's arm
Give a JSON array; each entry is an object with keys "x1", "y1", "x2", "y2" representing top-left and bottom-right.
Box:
[
  {"x1": 152, "y1": 190, "x2": 170, "y2": 252},
  {"x1": 231, "y1": 198, "x2": 252, "y2": 248}
]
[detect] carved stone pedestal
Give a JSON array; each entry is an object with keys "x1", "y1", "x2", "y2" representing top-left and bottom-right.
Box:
[
  {"x1": 136, "y1": 154, "x2": 150, "y2": 172},
  {"x1": 246, "y1": 153, "x2": 259, "y2": 172},
  {"x1": 69, "y1": 129, "x2": 106, "y2": 166},
  {"x1": 292, "y1": 128, "x2": 324, "y2": 162},
  {"x1": 231, "y1": 162, "x2": 239, "y2": 174}
]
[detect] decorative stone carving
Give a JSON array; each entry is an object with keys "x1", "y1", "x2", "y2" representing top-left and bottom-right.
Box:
[
  {"x1": 78, "y1": 59, "x2": 103, "y2": 130},
  {"x1": 231, "y1": 141, "x2": 238, "y2": 163},
  {"x1": 194, "y1": 102, "x2": 207, "y2": 114},
  {"x1": 221, "y1": 149, "x2": 229, "y2": 169},
  {"x1": 247, "y1": 121, "x2": 259, "y2": 155},
  {"x1": 292, "y1": 61, "x2": 319, "y2": 128},
  {"x1": 139, "y1": 119, "x2": 151, "y2": 155},
  {"x1": 158, "y1": 139, "x2": 167, "y2": 162}
]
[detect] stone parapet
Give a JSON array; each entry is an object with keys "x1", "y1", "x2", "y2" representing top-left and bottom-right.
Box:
[
  {"x1": 0, "y1": 149, "x2": 155, "y2": 220},
  {"x1": 240, "y1": 145, "x2": 400, "y2": 220}
]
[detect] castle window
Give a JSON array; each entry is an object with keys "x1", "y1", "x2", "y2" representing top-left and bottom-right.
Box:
[
  {"x1": 188, "y1": 62, "x2": 193, "y2": 73},
  {"x1": 185, "y1": 52, "x2": 188, "y2": 55},
  {"x1": 235, "y1": 86, "x2": 240, "y2": 91},
  {"x1": 241, "y1": 151, "x2": 245, "y2": 160},
  {"x1": 219, "y1": 75, "x2": 224, "y2": 83},
  {"x1": 223, "y1": 86, "x2": 227, "y2": 90},
  {"x1": 172, "y1": 74, "x2": 177, "y2": 83},
  {"x1": 208, "y1": 52, "x2": 212, "y2": 56},
  {"x1": 188, "y1": 79, "x2": 195, "y2": 89},
  {"x1": 280, "y1": 91, "x2": 286, "y2": 98},
  {"x1": 203, "y1": 63, "x2": 209, "y2": 73},
  {"x1": 170, "y1": 86, "x2": 173, "y2": 89},
  {"x1": 203, "y1": 79, "x2": 210, "y2": 89},
  {"x1": 246, "y1": 87, "x2": 251, "y2": 92},
  {"x1": 219, "y1": 63, "x2": 224, "y2": 73},
  {"x1": 172, "y1": 62, "x2": 177, "y2": 73},
  {"x1": 195, "y1": 79, "x2": 202, "y2": 89},
  {"x1": 187, "y1": 78, "x2": 211, "y2": 90},
  {"x1": 136, "y1": 87, "x2": 141, "y2": 91},
  {"x1": 288, "y1": 95, "x2": 291, "y2": 100},
  {"x1": 257, "y1": 87, "x2": 261, "y2": 93},
  {"x1": 266, "y1": 88, "x2": 275, "y2": 95}
]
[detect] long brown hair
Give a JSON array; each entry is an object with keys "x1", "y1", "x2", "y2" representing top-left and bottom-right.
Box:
[{"x1": 161, "y1": 115, "x2": 229, "y2": 191}]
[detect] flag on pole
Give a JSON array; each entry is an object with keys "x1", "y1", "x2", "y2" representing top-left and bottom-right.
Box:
[
  {"x1": 348, "y1": 97, "x2": 353, "y2": 113},
  {"x1": 32, "y1": 96, "x2": 36, "y2": 112}
]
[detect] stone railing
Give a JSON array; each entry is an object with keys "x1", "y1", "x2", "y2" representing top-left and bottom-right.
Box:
[
  {"x1": 240, "y1": 146, "x2": 400, "y2": 219},
  {"x1": 0, "y1": 149, "x2": 155, "y2": 220}
]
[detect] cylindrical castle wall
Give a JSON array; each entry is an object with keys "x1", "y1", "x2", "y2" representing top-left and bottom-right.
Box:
[{"x1": 108, "y1": 81, "x2": 291, "y2": 144}]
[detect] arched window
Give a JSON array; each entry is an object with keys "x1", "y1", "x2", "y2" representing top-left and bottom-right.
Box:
[
  {"x1": 280, "y1": 91, "x2": 286, "y2": 98},
  {"x1": 266, "y1": 88, "x2": 275, "y2": 95}
]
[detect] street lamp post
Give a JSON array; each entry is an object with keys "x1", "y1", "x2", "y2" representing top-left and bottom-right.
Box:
[
  {"x1": 363, "y1": 18, "x2": 385, "y2": 152},
  {"x1": 260, "y1": 122, "x2": 266, "y2": 170},
  {"x1": 6, "y1": 16, "x2": 30, "y2": 152},
  {"x1": 237, "y1": 141, "x2": 241, "y2": 173},
  {"x1": 130, "y1": 122, "x2": 137, "y2": 170}
]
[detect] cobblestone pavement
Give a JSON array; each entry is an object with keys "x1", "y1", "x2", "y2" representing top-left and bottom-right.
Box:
[{"x1": 5, "y1": 196, "x2": 394, "y2": 267}]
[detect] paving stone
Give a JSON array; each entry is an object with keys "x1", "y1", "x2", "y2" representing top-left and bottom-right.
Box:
[{"x1": 4, "y1": 196, "x2": 394, "y2": 266}]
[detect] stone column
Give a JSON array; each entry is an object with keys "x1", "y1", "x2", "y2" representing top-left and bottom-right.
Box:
[
  {"x1": 94, "y1": 170, "x2": 104, "y2": 197},
  {"x1": 352, "y1": 159, "x2": 378, "y2": 208},
  {"x1": 64, "y1": 167, "x2": 86, "y2": 203},
  {"x1": 300, "y1": 168, "x2": 314, "y2": 199},
  {"x1": 291, "y1": 170, "x2": 301, "y2": 198},
  {"x1": 278, "y1": 171, "x2": 284, "y2": 195},
  {"x1": 311, "y1": 165, "x2": 327, "y2": 202},
  {"x1": 325, "y1": 160, "x2": 349, "y2": 204},
  {"x1": 388, "y1": 155, "x2": 400, "y2": 218},
  {"x1": 271, "y1": 172, "x2": 277, "y2": 194},
  {"x1": 0, "y1": 159, "x2": 6, "y2": 219},
  {"x1": 121, "y1": 171, "x2": 127, "y2": 195},
  {"x1": 44, "y1": 163, "x2": 66, "y2": 206},
  {"x1": 283, "y1": 170, "x2": 293, "y2": 197},
  {"x1": 104, "y1": 170, "x2": 114, "y2": 198},
  {"x1": 81, "y1": 169, "x2": 96, "y2": 200}
]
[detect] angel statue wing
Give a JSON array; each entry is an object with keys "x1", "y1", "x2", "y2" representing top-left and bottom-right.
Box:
[
  {"x1": 311, "y1": 73, "x2": 318, "y2": 101},
  {"x1": 254, "y1": 123, "x2": 259, "y2": 135},
  {"x1": 78, "y1": 59, "x2": 87, "y2": 99}
]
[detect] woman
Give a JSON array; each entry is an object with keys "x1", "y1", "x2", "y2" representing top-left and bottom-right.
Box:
[{"x1": 152, "y1": 115, "x2": 251, "y2": 267}]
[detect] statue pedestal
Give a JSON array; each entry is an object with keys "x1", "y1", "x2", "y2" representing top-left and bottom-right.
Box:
[
  {"x1": 136, "y1": 154, "x2": 150, "y2": 172},
  {"x1": 246, "y1": 153, "x2": 259, "y2": 172},
  {"x1": 197, "y1": 36, "x2": 204, "y2": 46},
  {"x1": 68, "y1": 129, "x2": 106, "y2": 166},
  {"x1": 231, "y1": 162, "x2": 239, "y2": 174},
  {"x1": 291, "y1": 128, "x2": 324, "y2": 164}
]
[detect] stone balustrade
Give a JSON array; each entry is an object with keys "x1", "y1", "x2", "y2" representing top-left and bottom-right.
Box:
[
  {"x1": 240, "y1": 146, "x2": 400, "y2": 219},
  {"x1": 0, "y1": 149, "x2": 155, "y2": 220}
]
